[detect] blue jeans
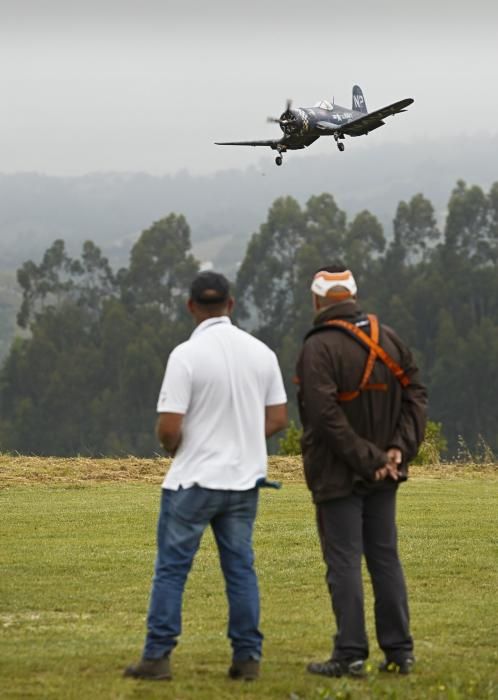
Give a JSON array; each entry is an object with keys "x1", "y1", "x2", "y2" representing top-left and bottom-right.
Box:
[{"x1": 143, "y1": 485, "x2": 263, "y2": 661}]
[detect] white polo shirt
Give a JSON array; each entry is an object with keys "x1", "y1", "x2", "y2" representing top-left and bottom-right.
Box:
[{"x1": 157, "y1": 316, "x2": 287, "y2": 491}]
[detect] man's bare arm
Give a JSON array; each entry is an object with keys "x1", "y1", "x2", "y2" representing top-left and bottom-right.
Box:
[
  {"x1": 156, "y1": 413, "x2": 184, "y2": 454},
  {"x1": 265, "y1": 404, "x2": 288, "y2": 438}
]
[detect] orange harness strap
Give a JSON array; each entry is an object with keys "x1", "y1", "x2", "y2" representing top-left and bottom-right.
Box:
[{"x1": 324, "y1": 314, "x2": 410, "y2": 402}]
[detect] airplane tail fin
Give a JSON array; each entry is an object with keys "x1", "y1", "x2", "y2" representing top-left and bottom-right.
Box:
[{"x1": 352, "y1": 85, "x2": 367, "y2": 113}]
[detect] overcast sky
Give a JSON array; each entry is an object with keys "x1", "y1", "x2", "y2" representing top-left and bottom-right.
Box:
[{"x1": 1, "y1": 0, "x2": 497, "y2": 175}]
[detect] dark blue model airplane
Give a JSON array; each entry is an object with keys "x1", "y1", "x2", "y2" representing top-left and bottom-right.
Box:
[{"x1": 216, "y1": 85, "x2": 413, "y2": 166}]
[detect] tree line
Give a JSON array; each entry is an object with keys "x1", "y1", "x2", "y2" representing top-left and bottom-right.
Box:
[{"x1": 1, "y1": 180, "x2": 497, "y2": 457}]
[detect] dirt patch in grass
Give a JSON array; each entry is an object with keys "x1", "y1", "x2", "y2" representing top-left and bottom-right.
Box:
[{"x1": 0, "y1": 454, "x2": 496, "y2": 487}]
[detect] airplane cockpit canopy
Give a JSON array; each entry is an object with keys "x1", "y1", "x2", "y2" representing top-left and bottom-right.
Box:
[{"x1": 314, "y1": 100, "x2": 334, "y2": 111}]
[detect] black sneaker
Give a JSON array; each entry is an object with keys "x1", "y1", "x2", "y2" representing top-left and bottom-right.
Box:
[
  {"x1": 307, "y1": 658, "x2": 365, "y2": 678},
  {"x1": 123, "y1": 654, "x2": 172, "y2": 680},
  {"x1": 378, "y1": 658, "x2": 415, "y2": 675},
  {"x1": 228, "y1": 658, "x2": 260, "y2": 681}
]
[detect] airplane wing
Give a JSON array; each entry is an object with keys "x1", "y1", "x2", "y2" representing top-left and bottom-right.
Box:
[
  {"x1": 215, "y1": 139, "x2": 282, "y2": 148},
  {"x1": 316, "y1": 98, "x2": 413, "y2": 137},
  {"x1": 340, "y1": 98, "x2": 414, "y2": 136}
]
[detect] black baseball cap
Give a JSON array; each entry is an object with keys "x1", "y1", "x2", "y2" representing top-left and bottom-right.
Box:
[{"x1": 189, "y1": 271, "x2": 230, "y2": 305}]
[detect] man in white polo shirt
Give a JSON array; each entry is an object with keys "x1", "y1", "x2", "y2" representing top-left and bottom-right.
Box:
[{"x1": 125, "y1": 271, "x2": 288, "y2": 682}]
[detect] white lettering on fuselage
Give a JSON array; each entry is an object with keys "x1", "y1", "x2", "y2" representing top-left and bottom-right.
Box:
[{"x1": 332, "y1": 112, "x2": 352, "y2": 122}]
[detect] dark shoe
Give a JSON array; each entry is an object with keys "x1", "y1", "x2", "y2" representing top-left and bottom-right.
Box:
[
  {"x1": 228, "y1": 658, "x2": 260, "y2": 681},
  {"x1": 307, "y1": 658, "x2": 365, "y2": 678},
  {"x1": 379, "y1": 657, "x2": 415, "y2": 675},
  {"x1": 123, "y1": 655, "x2": 172, "y2": 680}
]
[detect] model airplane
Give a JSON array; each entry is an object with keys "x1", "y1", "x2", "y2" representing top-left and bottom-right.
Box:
[{"x1": 216, "y1": 85, "x2": 414, "y2": 166}]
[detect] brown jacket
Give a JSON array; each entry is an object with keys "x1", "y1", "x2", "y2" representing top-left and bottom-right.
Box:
[{"x1": 296, "y1": 301, "x2": 428, "y2": 503}]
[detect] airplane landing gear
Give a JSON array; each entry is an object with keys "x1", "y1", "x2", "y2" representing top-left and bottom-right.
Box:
[
  {"x1": 334, "y1": 134, "x2": 345, "y2": 152},
  {"x1": 274, "y1": 145, "x2": 286, "y2": 166}
]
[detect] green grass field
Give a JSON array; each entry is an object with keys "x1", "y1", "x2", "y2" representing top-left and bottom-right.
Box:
[{"x1": 1, "y1": 458, "x2": 497, "y2": 699}]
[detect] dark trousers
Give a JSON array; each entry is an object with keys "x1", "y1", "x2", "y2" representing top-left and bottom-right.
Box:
[{"x1": 316, "y1": 484, "x2": 413, "y2": 663}]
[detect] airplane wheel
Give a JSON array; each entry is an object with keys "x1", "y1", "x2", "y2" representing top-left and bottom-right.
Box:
[
  {"x1": 338, "y1": 142, "x2": 345, "y2": 152},
  {"x1": 275, "y1": 156, "x2": 283, "y2": 166}
]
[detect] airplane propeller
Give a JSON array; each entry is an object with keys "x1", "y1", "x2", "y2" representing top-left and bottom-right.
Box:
[{"x1": 267, "y1": 99, "x2": 293, "y2": 124}]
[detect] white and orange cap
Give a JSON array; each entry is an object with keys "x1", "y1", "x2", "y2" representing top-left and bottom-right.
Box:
[{"x1": 311, "y1": 269, "x2": 357, "y2": 299}]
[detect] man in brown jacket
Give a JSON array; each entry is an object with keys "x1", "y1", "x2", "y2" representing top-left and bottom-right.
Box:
[{"x1": 296, "y1": 264, "x2": 427, "y2": 678}]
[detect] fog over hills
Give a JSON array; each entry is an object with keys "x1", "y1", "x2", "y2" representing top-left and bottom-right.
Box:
[{"x1": 1, "y1": 136, "x2": 498, "y2": 277}]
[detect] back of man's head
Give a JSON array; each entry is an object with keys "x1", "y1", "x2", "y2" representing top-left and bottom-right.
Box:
[
  {"x1": 311, "y1": 263, "x2": 358, "y2": 305},
  {"x1": 189, "y1": 271, "x2": 232, "y2": 317}
]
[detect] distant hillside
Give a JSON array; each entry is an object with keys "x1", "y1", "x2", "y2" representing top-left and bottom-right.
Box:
[{"x1": 1, "y1": 135, "x2": 498, "y2": 278}]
